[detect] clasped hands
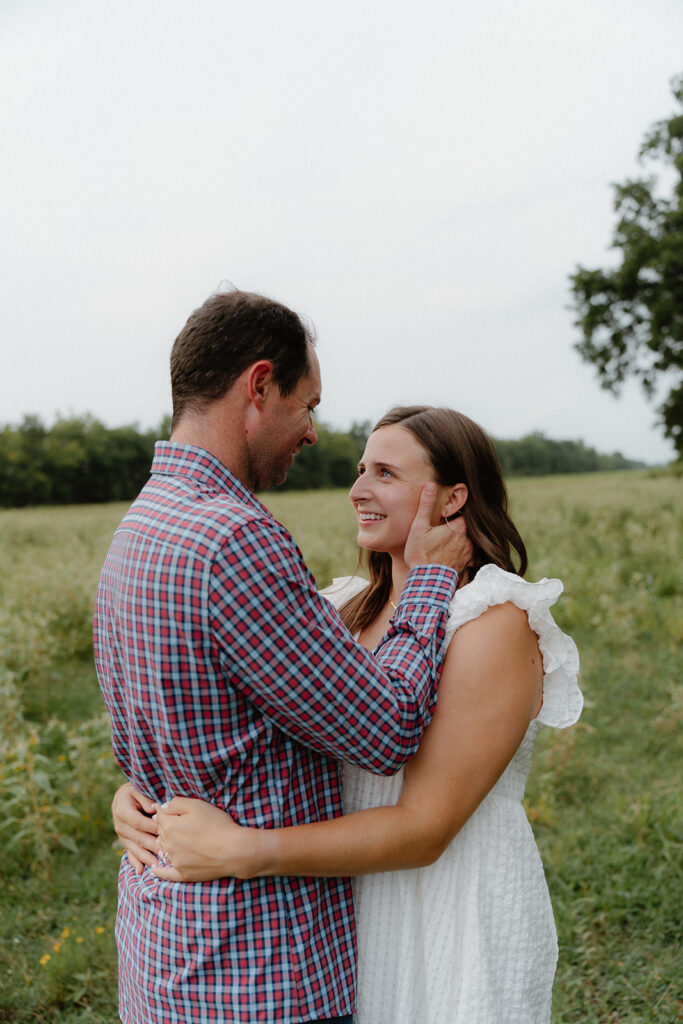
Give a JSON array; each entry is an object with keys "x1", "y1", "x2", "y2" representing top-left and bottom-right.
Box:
[{"x1": 112, "y1": 783, "x2": 259, "y2": 882}]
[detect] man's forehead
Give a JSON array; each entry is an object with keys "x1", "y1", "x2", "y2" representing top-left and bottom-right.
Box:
[{"x1": 304, "y1": 344, "x2": 322, "y2": 400}]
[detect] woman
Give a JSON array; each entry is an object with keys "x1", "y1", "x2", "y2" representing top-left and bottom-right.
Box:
[{"x1": 115, "y1": 406, "x2": 581, "y2": 1023}]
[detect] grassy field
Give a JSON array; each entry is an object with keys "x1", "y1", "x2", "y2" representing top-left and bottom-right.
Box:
[{"x1": 0, "y1": 470, "x2": 681, "y2": 1022}]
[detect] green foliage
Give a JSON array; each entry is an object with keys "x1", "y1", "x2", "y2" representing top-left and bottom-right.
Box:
[
  {"x1": 0, "y1": 708, "x2": 118, "y2": 867},
  {"x1": 495, "y1": 432, "x2": 645, "y2": 476},
  {"x1": 0, "y1": 413, "x2": 654, "y2": 512},
  {"x1": 0, "y1": 414, "x2": 169, "y2": 508},
  {"x1": 0, "y1": 503, "x2": 127, "y2": 1021},
  {"x1": 570, "y1": 73, "x2": 683, "y2": 456},
  {"x1": 275, "y1": 421, "x2": 364, "y2": 490},
  {"x1": 1, "y1": 475, "x2": 681, "y2": 1020}
]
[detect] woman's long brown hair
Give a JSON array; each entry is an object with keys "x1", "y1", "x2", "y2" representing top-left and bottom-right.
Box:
[{"x1": 340, "y1": 406, "x2": 528, "y2": 635}]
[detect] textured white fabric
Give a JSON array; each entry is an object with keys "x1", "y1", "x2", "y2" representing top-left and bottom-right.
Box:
[{"x1": 322, "y1": 565, "x2": 582, "y2": 1024}]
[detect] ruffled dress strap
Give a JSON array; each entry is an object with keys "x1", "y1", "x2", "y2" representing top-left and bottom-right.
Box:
[
  {"x1": 321, "y1": 575, "x2": 370, "y2": 609},
  {"x1": 446, "y1": 564, "x2": 582, "y2": 729}
]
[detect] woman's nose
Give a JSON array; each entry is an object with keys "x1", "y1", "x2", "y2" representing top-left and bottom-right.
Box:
[{"x1": 349, "y1": 475, "x2": 367, "y2": 502}]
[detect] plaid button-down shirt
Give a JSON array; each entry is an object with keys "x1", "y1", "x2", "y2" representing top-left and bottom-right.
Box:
[{"x1": 94, "y1": 442, "x2": 457, "y2": 1023}]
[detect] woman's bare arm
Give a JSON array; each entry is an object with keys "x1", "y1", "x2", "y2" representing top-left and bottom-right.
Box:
[{"x1": 153, "y1": 603, "x2": 543, "y2": 882}]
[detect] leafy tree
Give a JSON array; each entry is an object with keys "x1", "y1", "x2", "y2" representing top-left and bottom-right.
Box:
[
  {"x1": 570, "y1": 74, "x2": 683, "y2": 457},
  {"x1": 494, "y1": 432, "x2": 642, "y2": 477},
  {"x1": 349, "y1": 420, "x2": 372, "y2": 456}
]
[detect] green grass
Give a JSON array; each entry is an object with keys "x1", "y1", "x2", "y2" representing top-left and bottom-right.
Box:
[{"x1": 0, "y1": 471, "x2": 681, "y2": 1022}]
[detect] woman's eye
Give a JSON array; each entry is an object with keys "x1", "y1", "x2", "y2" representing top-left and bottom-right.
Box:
[{"x1": 380, "y1": 468, "x2": 393, "y2": 478}]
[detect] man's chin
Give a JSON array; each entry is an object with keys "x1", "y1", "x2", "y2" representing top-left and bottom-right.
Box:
[
  {"x1": 264, "y1": 467, "x2": 289, "y2": 490},
  {"x1": 260, "y1": 454, "x2": 294, "y2": 491}
]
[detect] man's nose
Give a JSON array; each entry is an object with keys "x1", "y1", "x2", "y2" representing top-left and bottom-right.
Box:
[{"x1": 303, "y1": 417, "x2": 318, "y2": 446}]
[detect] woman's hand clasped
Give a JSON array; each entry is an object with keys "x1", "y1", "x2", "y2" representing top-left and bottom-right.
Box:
[{"x1": 152, "y1": 798, "x2": 260, "y2": 882}]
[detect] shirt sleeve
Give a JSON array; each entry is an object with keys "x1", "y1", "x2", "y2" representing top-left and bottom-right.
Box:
[{"x1": 209, "y1": 516, "x2": 457, "y2": 774}]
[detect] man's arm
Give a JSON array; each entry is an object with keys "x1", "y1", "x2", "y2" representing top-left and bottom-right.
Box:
[{"x1": 214, "y1": 486, "x2": 470, "y2": 774}]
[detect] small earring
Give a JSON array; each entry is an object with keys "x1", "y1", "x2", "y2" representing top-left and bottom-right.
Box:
[{"x1": 443, "y1": 511, "x2": 465, "y2": 534}]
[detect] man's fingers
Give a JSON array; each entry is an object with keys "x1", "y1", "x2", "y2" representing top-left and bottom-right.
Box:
[{"x1": 410, "y1": 484, "x2": 437, "y2": 532}]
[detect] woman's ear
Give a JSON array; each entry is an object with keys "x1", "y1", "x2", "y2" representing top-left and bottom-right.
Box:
[{"x1": 441, "y1": 483, "x2": 468, "y2": 520}]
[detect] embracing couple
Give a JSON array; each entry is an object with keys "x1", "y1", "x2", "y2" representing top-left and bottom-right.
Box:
[{"x1": 95, "y1": 289, "x2": 581, "y2": 1023}]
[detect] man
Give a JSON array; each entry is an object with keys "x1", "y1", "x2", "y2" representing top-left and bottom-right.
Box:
[{"x1": 95, "y1": 289, "x2": 469, "y2": 1023}]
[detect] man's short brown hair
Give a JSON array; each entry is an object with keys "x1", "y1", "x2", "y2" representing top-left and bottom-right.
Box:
[{"x1": 170, "y1": 289, "x2": 314, "y2": 428}]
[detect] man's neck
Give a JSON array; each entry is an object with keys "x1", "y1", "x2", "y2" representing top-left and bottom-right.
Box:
[{"x1": 171, "y1": 411, "x2": 254, "y2": 493}]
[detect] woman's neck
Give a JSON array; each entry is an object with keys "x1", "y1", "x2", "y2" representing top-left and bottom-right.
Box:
[{"x1": 390, "y1": 557, "x2": 409, "y2": 605}]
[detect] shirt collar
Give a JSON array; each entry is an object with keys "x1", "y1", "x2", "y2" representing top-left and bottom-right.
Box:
[{"x1": 150, "y1": 441, "x2": 273, "y2": 518}]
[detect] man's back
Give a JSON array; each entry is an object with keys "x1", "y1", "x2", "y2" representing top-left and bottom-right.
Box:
[{"x1": 95, "y1": 442, "x2": 356, "y2": 1022}]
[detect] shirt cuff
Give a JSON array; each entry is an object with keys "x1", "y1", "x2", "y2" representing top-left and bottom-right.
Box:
[{"x1": 394, "y1": 565, "x2": 458, "y2": 615}]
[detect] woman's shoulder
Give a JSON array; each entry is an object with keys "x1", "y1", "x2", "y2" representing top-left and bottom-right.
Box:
[
  {"x1": 447, "y1": 564, "x2": 582, "y2": 729},
  {"x1": 320, "y1": 574, "x2": 369, "y2": 610},
  {"x1": 449, "y1": 564, "x2": 563, "y2": 623}
]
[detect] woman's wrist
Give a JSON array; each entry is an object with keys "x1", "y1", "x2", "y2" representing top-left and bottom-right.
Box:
[{"x1": 248, "y1": 826, "x2": 280, "y2": 878}]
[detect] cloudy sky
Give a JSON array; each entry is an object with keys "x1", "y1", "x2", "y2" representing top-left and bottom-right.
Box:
[{"x1": 2, "y1": 0, "x2": 681, "y2": 463}]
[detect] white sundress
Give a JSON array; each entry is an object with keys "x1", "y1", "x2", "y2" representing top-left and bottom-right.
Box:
[{"x1": 322, "y1": 564, "x2": 582, "y2": 1024}]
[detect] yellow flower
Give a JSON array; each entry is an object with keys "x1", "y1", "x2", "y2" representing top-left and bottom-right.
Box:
[
  {"x1": 95, "y1": 926, "x2": 105, "y2": 935},
  {"x1": 61, "y1": 927, "x2": 70, "y2": 938},
  {"x1": 76, "y1": 936, "x2": 84, "y2": 943},
  {"x1": 53, "y1": 942, "x2": 62, "y2": 953},
  {"x1": 57, "y1": 755, "x2": 67, "y2": 762},
  {"x1": 39, "y1": 954, "x2": 51, "y2": 966}
]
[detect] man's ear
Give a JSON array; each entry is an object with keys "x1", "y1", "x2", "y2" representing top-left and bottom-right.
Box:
[
  {"x1": 245, "y1": 361, "x2": 275, "y2": 407},
  {"x1": 441, "y1": 483, "x2": 468, "y2": 519}
]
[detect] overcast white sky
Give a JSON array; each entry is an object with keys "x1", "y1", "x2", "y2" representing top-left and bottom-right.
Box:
[{"x1": 2, "y1": 0, "x2": 681, "y2": 463}]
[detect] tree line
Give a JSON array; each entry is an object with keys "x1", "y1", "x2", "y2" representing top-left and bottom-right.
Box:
[{"x1": 0, "y1": 414, "x2": 647, "y2": 509}]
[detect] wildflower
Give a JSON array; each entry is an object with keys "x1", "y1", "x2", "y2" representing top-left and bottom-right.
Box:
[
  {"x1": 76, "y1": 936, "x2": 83, "y2": 943},
  {"x1": 53, "y1": 942, "x2": 62, "y2": 953},
  {"x1": 39, "y1": 954, "x2": 51, "y2": 966},
  {"x1": 95, "y1": 926, "x2": 105, "y2": 934},
  {"x1": 61, "y1": 927, "x2": 70, "y2": 938}
]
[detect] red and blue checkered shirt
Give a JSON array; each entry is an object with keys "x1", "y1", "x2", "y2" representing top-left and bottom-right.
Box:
[{"x1": 94, "y1": 442, "x2": 457, "y2": 1023}]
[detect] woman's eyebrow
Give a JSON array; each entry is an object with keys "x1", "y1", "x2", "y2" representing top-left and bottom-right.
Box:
[{"x1": 364, "y1": 459, "x2": 402, "y2": 472}]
